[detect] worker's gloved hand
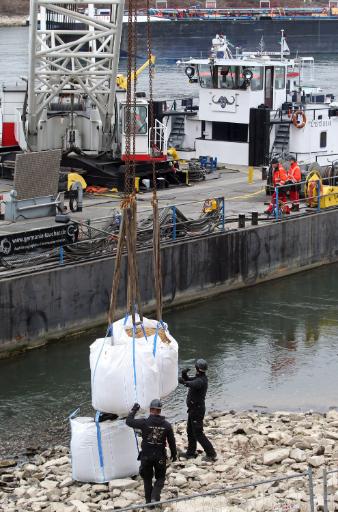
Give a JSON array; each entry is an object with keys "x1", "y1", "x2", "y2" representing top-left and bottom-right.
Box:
[
  {"x1": 182, "y1": 367, "x2": 190, "y2": 374},
  {"x1": 131, "y1": 403, "x2": 140, "y2": 413},
  {"x1": 178, "y1": 377, "x2": 185, "y2": 385},
  {"x1": 171, "y1": 453, "x2": 177, "y2": 462}
]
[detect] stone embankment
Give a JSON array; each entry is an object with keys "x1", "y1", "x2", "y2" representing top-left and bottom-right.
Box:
[
  {"x1": 0, "y1": 16, "x2": 27, "y2": 27},
  {"x1": 2, "y1": 410, "x2": 338, "y2": 512}
]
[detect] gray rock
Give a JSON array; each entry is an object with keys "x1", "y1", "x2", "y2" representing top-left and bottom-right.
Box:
[
  {"x1": 91, "y1": 484, "x2": 108, "y2": 493},
  {"x1": 262, "y1": 448, "x2": 290, "y2": 465},
  {"x1": 41, "y1": 479, "x2": 59, "y2": 490},
  {"x1": 0, "y1": 459, "x2": 16, "y2": 468},
  {"x1": 44, "y1": 457, "x2": 70, "y2": 469},
  {"x1": 308, "y1": 455, "x2": 325, "y2": 467},
  {"x1": 59, "y1": 477, "x2": 73, "y2": 488},
  {"x1": 170, "y1": 473, "x2": 187, "y2": 487},
  {"x1": 290, "y1": 448, "x2": 307, "y2": 463},
  {"x1": 108, "y1": 478, "x2": 138, "y2": 491},
  {"x1": 112, "y1": 498, "x2": 132, "y2": 508},
  {"x1": 69, "y1": 500, "x2": 90, "y2": 512},
  {"x1": 180, "y1": 466, "x2": 200, "y2": 478}
]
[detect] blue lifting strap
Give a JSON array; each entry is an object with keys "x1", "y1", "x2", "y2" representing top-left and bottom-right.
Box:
[
  {"x1": 132, "y1": 324, "x2": 137, "y2": 391},
  {"x1": 68, "y1": 407, "x2": 80, "y2": 420},
  {"x1": 95, "y1": 411, "x2": 105, "y2": 482},
  {"x1": 153, "y1": 320, "x2": 167, "y2": 357}
]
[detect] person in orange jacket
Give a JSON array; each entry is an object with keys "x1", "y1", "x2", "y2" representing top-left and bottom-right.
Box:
[
  {"x1": 265, "y1": 158, "x2": 290, "y2": 215},
  {"x1": 287, "y1": 156, "x2": 302, "y2": 211}
]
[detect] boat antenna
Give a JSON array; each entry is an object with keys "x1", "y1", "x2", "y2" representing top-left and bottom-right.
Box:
[
  {"x1": 258, "y1": 35, "x2": 265, "y2": 56},
  {"x1": 280, "y1": 29, "x2": 284, "y2": 60}
]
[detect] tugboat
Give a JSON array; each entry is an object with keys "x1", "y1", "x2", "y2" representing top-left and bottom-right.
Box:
[{"x1": 164, "y1": 33, "x2": 338, "y2": 169}]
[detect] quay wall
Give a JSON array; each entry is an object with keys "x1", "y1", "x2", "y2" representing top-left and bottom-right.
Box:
[{"x1": 1, "y1": 209, "x2": 338, "y2": 357}]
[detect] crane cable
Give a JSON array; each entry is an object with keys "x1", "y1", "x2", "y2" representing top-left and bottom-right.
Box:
[
  {"x1": 147, "y1": 0, "x2": 163, "y2": 322},
  {"x1": 108, "y1": 0, "x2": 143, "y2": 327}
]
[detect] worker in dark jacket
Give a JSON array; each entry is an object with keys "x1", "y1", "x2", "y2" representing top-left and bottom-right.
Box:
[
  {"x1": 178, "y1": 359, "x2": 217, "y2": 462},
  {"x1": 126, "y1": 399, "x2": 177, "y2": 505}
]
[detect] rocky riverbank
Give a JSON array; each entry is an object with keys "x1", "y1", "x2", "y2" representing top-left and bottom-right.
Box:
[
  {"x1": 2, "y1": 410, "x2": 338, "y2": 512},
  {"x1": 0, "y1": 16, "x2": 27, "y2": 27}
]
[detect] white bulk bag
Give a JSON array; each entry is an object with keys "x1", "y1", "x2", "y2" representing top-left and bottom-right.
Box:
[
  {"x1": 118, "y1": 315, "x2": 179, "y2": 398},
  {"x1": 70, "y1": 417, "x2": 139, "y2": 483},
  {"x1": 90, "y1": 335, "x2": 160, "y2": 415}
]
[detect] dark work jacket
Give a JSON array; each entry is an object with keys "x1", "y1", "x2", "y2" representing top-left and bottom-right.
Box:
[
  {"x1": 182, "y1": 370, "x2": 208, "y2": 412},
  {"x1": 126, "y1": 412, "x2": 177, "y2": 460}
]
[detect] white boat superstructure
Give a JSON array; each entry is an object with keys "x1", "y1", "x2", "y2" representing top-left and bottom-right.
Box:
[{"x1": 164, "y1": 34, "x2": 338, "y2": 168}]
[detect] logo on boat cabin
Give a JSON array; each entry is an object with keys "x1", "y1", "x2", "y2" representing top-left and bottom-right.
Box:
[{"x1": 212, "y1": 95, "x2": 236, "y2": 109}]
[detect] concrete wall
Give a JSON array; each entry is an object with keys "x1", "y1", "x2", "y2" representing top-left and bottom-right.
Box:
[{"x1": 1, "y1": 209, "x2": 338, "y2": 357}]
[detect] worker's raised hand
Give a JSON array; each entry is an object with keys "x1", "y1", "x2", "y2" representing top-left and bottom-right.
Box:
[{"x1": 131, "y1": 403, "x2": 140, "y2": 413}]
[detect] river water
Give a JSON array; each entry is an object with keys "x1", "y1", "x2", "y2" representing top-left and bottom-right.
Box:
[{"x1": 1, "y1": 27, "x2": 338, "y2": 457}]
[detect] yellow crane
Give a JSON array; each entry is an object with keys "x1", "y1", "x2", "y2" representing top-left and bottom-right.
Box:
[{"x1": 116, "y1": 55, "x2": 156, "y2": 90}]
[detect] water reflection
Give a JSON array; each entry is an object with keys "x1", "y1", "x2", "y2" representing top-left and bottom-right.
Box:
[{"x1": 2, "y1": 263, "x2": 338, "y2": 456}]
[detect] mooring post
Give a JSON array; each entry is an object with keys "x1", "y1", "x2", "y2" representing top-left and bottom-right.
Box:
[
  {"x1": 171, "y1": 206, "x2": 177, "y2": 240},
  {"x1": 238, "y1": 214, "x2": 245, "y2": 228},
  {"x1": 221, "y1": 197, "x2": 225, "y2": 231},
  {"x1": 317, "y1": 180, "x2": 321, "y2": 212},
  {"x1": 308, "y1": 466, "x2": 315, "y2": 512},
  {"x1": 251, "y1": 211, "x2": 258, "y2": 226},
  {"x1": 275, "y1": 186, "x2": 279, "y2": 221},
  {"x1": 323, "y1": 468, "x2": 328, "y2": 512},
  {"x1": 59, "y1": 244, "x2": 64, "y2": 265}
]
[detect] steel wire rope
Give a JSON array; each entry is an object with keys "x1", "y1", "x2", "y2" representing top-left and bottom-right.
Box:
[{"x1": 146, "y1": 0, "x2": 163, "y2": 323}]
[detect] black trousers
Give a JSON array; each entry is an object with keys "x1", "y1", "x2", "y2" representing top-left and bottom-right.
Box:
[
  {"x1": 187, "y1": 407, "x2": 216, "y2": 457},
  {"x1": 140, "y1": 456, "x2": 166, "y2": 503}
]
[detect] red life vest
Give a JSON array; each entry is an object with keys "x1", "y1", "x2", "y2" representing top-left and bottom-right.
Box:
[
  {"x1": 288, "y1": 162, "x2": 301, "y2": 183},
  {"x1": 273, "y1": 164, "x2": 287, "y2": 186}
]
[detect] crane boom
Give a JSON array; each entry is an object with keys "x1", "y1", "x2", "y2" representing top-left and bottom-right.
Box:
[{"x1": 26, "y1": 0, "x2": 125, "y2": 153}]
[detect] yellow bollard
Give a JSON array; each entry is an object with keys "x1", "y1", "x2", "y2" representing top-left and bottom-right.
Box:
[
  {"x1": 248, "y1": 166, "x2": 254, "y2": 184},
  {"x1": 134, "y1": 176, "x2": 140, "y2": 193}
]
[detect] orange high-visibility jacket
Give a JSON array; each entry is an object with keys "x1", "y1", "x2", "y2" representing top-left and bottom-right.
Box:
[
  {"x1": 273, "y1": 164, "x2": 288, "y2": 186},
  {"x1": 288, "y1": 162, "x2": 301, "y2": 183}
]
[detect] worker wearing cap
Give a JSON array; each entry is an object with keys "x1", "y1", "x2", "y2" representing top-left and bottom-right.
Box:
[
  {"x1": 178, "y1": 359, "x2": 217, "y2": 462},
  {"x1": 265, "y1": 158, "x2": 290, "y2": 215},
  {"x1": 287, "y1": 156, "x2": 302, "y2": 211},
  {"x1": 126, "y1": 399, "x2": 177, "y2": 505}
]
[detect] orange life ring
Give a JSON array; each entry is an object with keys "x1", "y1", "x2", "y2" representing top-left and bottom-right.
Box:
[{"x1": 292, "y1": 110, "x2": 307, "y2": 129}]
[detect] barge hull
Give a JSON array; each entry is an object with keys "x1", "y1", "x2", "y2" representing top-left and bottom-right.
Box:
[
  {"x1": 122, "y1": 19, "x2": 338, "y2": 58},
  {"x1": 1, "y1": 208, "x2": 338, "y2": 357}
]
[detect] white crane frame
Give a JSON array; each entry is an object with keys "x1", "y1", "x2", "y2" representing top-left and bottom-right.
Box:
[{"x1": 27, "y1": 0, "x2": 125, "y2": 150}]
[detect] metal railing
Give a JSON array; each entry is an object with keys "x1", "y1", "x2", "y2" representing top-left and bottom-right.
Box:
[
  {"x1": 114, "y1": 467, "x2": 317, "y2": 512},
  {"x1": 270, "y1": 174, "x2": 338, "y2": 221}
]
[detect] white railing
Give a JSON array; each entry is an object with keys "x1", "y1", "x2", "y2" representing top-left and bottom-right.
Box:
[{"x1": 149, "y1": 119, "x2": 168, "y2": 157}]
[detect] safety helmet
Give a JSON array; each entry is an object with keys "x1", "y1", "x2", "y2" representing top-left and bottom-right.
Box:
[
  {"x1": 271, "y1": 158, "x2": 279, "y2": 165},
  {"x1": 150, "y1": 399, "x2": 163, "y2": 409},
  {"x1": 195, "y1": 359, "x2": 208, "y2": 372}
]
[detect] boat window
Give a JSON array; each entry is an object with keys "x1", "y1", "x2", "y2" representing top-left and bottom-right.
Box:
[
  {"x1": 198, "y1": 64, "x2": 213, "y2": 88},
  {"x1": 320, "y1": 131, "x2": 327, "y2": 148},
  {"x1": 124, "y1": 105, "x2": 148, "y2": 134},
  {"x1": 274, "y1": 66, "x2": 286, "y2": 90},
  {"x1": 248, "y1": 66, "x2": 263, "y2": 91},
  {"x1": 216, "y1": 66, "x2": 263, "y2": 90}
]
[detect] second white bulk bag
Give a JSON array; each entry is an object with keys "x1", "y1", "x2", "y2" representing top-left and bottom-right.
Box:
[
  {"x1": 90, "y1": 336, "x2": 160, "y2": 415},
  {"x1": 70, "y1": 417, "x2": 139, "y2": 483}
]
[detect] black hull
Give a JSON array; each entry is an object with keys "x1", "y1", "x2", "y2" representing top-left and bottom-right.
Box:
[{"x1": 121, "y1": 18, "x2": 338, "y2": 58}]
